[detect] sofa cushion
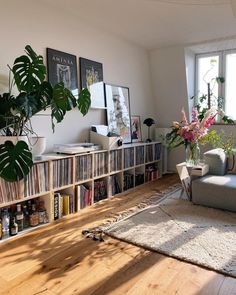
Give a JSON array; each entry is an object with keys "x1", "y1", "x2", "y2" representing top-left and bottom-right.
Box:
[
  {"x1": 204, "y1": 148, "x2": 227, "y2": 176},
  {"x1": 192, "y1": 174, "x2": 236, "y2": 212}
]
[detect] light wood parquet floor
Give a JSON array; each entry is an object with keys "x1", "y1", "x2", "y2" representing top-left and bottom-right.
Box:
[{"x1": 1, "y1": 174, "x2": 236, "y2": 295}]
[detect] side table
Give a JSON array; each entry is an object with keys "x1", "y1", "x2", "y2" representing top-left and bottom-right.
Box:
[{"x1": 176, "y1": 162, "x2": 209, "y2": 200}]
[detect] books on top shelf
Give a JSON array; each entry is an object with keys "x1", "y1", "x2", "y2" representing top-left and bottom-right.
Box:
[
  {"x1": 135, "y1": 146, "x2": 144, "y2": 165},
  {"x1": 24, "y1": 162, "x2": 49, "y2": 197},
  {"x1": 0, "y1": 179, "x2": 21, "y2": 204},
  {"x1": 154, "y1": 143, "x2": 162, "y2": 161},
  {"x1": 124, "y1": 148, "x2": 134, "y2": 169},
  {"x1": 53, "y1": 158, "x2": 73, "y2": 188},
  {"x1": 76, "y1": 154, "x2": 93, "y2": 182},
  {"x1": 145, "y1": 145, "x2": 154, "y2": 163},
  {"x1": 94, "y1": 152, "x2": 108, "y2": 177},
  {"x1": 109, "y1": 150, "x2": 122, "y2": 172}
]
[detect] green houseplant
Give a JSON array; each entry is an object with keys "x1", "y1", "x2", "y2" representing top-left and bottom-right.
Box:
[{"x1": 0, "y1": 45, "x2": 91, "y2": 182}]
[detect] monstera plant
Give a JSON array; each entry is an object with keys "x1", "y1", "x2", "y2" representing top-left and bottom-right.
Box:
[{"x1": 0, "y1": 45, "x2": 91, "y2": 182}]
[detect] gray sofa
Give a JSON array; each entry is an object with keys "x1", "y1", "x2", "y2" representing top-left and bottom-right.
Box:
[{"x1": 192, "y1": 148, "x2": 236, "y2": 212}]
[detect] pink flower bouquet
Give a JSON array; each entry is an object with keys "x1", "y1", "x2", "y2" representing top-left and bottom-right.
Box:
[{"x1": 167, "y1": 107, "x2": 217, "y2": 148}]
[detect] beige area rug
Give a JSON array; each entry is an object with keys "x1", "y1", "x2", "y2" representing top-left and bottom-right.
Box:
[{"x1": 104, "y1": 189, "x2": 236, "y2": 277}]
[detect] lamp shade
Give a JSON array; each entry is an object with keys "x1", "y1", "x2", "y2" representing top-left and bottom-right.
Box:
[{"x1": 143, "y1": 118, "x2": 155, "y2": 127}]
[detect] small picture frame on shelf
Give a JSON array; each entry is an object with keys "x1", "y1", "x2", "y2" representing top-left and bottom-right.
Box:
[
  {"x1": 131, "y1": 115, "x2": 142, "y2": 143},
  {"x1": 79, "y1": 57, "x2": 105, "y2": 109},
  {"x1": 105, "y1": 84, "x2": 132, "y2": 144},
  {"x1": 46, "y1": 48, "x2": 78, "y2": 97}
]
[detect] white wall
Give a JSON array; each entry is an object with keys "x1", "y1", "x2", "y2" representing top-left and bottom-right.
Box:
[
  {"x1": 0, "y1": 0, "x2": 155, "y2": 151},
  {"x1": 150, "y1": 46, "x2": 189, "y2": 170}
]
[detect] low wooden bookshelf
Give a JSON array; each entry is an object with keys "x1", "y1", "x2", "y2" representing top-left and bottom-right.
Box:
[{"x1": 0, "y1": 141, "x2": 162, "y2": 242}]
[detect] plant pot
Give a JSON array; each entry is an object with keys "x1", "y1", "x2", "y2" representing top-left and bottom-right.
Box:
[
  {"x1": 0, "y1": 135, "x2": 29, "y2": 145},
  {"x1": 28, "y1": 137, "x2": 46, "y2": 159}
]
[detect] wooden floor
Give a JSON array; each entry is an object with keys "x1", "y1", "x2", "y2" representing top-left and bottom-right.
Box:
[{"x1": 1, "y1": 174, "x2": 236, "y2": 295}]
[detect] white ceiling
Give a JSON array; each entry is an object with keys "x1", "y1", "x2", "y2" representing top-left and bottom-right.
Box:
[{"x1": 44, "y1": 0, "x2": 236, "y2": 50}]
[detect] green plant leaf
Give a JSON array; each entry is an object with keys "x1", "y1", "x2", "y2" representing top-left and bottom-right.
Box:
[
  {"x1": 0, "y1": 93, "x2": 15, "y2": 115},
  {"x1": 35, "y1": 81, "x2": 53, "y2": 111},
  {"x1": 0, "y1": 140, "x2": 33, "y2": 182},
  {"x1": 50, "y1": 82, "x2": 77, "y2": 131},
  {"x1": 12, "y1": 45, "x2": 46, "y2": 93},
  {"x1": 77, "y1": 88, "x2": 91, "y2": 116},
  {"x1": 15, "y1": 92, "x2": 41, "y2": 119}
]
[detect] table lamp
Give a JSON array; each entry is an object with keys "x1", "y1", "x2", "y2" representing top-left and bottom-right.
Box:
[{"x1": 143, "y1": 118, "x2": 155, "y2": 142}]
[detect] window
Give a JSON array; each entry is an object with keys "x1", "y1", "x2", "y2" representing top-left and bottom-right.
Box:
[{"x1": 196, "y1": 50, "x2": 236, "y2": 121}]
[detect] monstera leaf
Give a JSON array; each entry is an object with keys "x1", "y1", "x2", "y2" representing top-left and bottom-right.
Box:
[
  {"x1": 35, "y1": 81, "x2": 53, "y2": 111},
  {"x1": 12, "y1": 45, "x2": 46, "y2": 93},
  {"x1": 15, "y1": 92, "x2": 41, "y2": 119},
  {"x1": 50, "y1": 82, "x2": 77, "y2": 131},
  {"x1": 77, "y1": 88, "x2": 91, "y2": 116},
  {"x1": 0, "y1": 140, "x2": 33, "y2": 182}
]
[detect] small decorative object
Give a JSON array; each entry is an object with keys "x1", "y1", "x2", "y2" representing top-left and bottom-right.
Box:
[
  {"x1": 80, "y1": 57, "x2": 105, "y2": 109},
  {"x1": 131, "y1": 116, "x2": 142, "y2": 142},
  {"x1": 166, "y1": 107, "x2": 217, "y2": 167},
  {"x1": 28, "y1": 136, "x2": 46, "y2": 160},
  {"x1": 105, "y1": 84, "x2": 132, "y2": 144},
  {"x1": 143, "y1": 118, "x2": 155, "y2": 142},
  {"x1": 47, "y1": 48, "x2": 78, "y2": 96}
]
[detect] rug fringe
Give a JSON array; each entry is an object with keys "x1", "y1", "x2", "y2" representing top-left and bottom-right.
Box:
[{"x1": 82, "y1": 183, "x2": 182, "y2": 241}]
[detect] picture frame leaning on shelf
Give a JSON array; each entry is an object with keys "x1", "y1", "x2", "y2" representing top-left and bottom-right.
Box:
[
  {"x1": 131, "y1": 115, "x2": 142, "y2": 143},
  {"x1": 105, "y1": 84, "x2": 132, "y2": 144}
]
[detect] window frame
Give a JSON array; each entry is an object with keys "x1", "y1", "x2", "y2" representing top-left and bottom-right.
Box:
[{"x1": 195, "y1": 49, "x2": 236, "y2": 123}]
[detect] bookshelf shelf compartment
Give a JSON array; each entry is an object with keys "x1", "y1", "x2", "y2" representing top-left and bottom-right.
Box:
[{"x1": 75, "y1": 154, "x2": 93, "y2": 183}]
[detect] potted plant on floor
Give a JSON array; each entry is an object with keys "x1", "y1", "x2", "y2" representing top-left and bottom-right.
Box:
[{"x1": 0, "y1": 45, "x2": 91, "y2": 182}]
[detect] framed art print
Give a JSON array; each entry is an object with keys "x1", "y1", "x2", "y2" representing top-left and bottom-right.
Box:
[
  {"x1": 131, "y1": 115, "x2": 142, "y2": 142},
  {"x1": 47, "y1": 48, "x2": 78, "y2": 96},
  {"x1": 105, "y1": 84, "x2": 132, "y2": 143},
  {"x1": 79, "y1": 57, "x2": 105, "y2": 109}
]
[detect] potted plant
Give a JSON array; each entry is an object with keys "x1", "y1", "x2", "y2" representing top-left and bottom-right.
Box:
[{"x1": 0, "y1": 45, "x2": 91, "y2": 182}]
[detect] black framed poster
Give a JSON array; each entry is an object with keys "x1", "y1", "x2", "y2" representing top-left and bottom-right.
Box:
[
  {"x1": 79, "y1": 57, "x2": 105, "y2": 109},
  {"x1": 47, "y1": 48, "x2": 78, "y2": 97}
]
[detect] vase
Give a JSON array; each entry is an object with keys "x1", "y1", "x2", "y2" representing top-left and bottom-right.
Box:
[
  {"x1": 28, "y1": 136, "x2": 46, "y2": 159},
  {"x1": 186, "y1": 142, "x2": 200, "y2": 167}
]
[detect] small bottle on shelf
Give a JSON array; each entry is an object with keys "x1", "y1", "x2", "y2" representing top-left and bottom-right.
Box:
[
  {"x1": 23, "y1": 204, "x2": 30, "y2": 229},
  {"x1": 29, "y1": 204, "x2": 39, "y2": 227},
  {"x1": 15, "y1": 204, "x2": 24, "y2": 232},
  {"x1": 9, "y1": 217, "x2": 18, "y2": 236},
  {"x1": 38, "y1": 201, "x2": 47, "y2": 224},
  {"x1": 1, "y1": 208, "x2": 10, "y2": 239}
]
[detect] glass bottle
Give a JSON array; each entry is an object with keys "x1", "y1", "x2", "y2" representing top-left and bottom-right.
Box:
[
  {"x1": 23, "y1": 205, "x2": 30, "y2": 229},
  {"x1": 38, "y1": 201, "x2": 47, "y2": 224},
  {"x1": 9, "y1": 217, "x2": 18, "y2": 236},
  {"x1": 1, "y1": 208, "x2": 9, "y2": 239},
  {"x1": 29, "y1": 204, "x2": 39, "y2": 227},
  {"x1": 15, "y1": 204, "x2": 24, "y2": 232}
]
